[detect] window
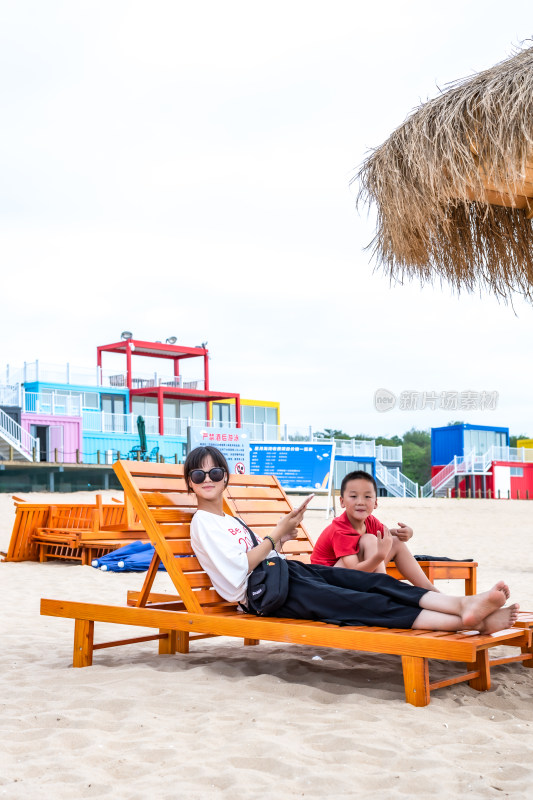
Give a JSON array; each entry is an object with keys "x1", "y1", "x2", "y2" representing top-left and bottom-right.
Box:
[
  {"x1": 242, "y1": 406, "x2": 254, "y2": 424},
  {"x1": 241, "y1": 405, "x2": 278, "y2": 425},
  {"x1": 83, "y1": 392, "x2": 99, "y2": 409},
  {"x1": 101, "y1": 394, "x2": 126, "y2": 432},
  {"x1": 510, "y1": 467, "x2": 523, "y2": 477},
  {"x1": 101, "y1": 394, "x2": 125, "y2": 414},
  {"x1": 266, "y1": 407, "x2": 277, "y2": 425},
  {"x1": 334, "y1": 460, "x2": 373, "y2": 487},
  {"x1": 163, "y1": 399, "x2": 180, "y2": 418},
  {"x1": 212, "y1": 403, "x2": 235, "y2": 425},
  {"x1": 180, "y1": 401, "x2": 206, "y2": 421}
]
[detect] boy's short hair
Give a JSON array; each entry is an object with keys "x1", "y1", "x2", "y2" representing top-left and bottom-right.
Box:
[
  {"x1": 184, "y1": 445, "x2": 230, "y2": 492},
  {"x1": 340, "y1": 470, "x2": 378, "y2": 497}
]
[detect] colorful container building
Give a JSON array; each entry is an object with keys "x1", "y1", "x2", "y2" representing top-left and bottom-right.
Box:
[
  {"x1": 1, "y1": 337, "x2": 278, "y2": 465},
  {"x1": 1, "y1": 335, "x2": 410, "y2": 495},
  {"x1": 424, "y1": 423, "x2": 533, "y2": 498}
]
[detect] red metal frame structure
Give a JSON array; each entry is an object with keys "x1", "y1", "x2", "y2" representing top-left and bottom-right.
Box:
[{"x1": 96, "y1": 339, "x2": 241, "y2": 435}]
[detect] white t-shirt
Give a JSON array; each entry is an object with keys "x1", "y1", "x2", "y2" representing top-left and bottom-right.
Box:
[{"x1": 190, "y1": 510, "x2": 284, "y2": 604}]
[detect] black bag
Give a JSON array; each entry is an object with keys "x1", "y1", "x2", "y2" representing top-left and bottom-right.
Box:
[
  {"x1": 238, "y1": 519, "x2": 290, "y2": 616},
  {"x1": 413, "y1": 555, "x2": 474, "y2": 562}
]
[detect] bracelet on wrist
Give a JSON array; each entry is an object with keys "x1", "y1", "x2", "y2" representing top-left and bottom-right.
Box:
[{"x1": 263, "y1": 534, "x2": 276, "y2": 550}]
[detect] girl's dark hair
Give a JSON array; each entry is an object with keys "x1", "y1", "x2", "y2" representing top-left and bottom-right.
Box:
[{"x1": 184, "y1": 446, "x2": 230, "y2": 492}]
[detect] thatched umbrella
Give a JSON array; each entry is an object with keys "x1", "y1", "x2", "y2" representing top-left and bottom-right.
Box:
[{"x1": 357, "y1": 45, "x2": 533, "y2": 299}]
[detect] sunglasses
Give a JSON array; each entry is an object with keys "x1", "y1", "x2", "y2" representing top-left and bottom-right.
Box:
[{"x1": 189, "y1": 467, "x2": 226, "y2": 484}]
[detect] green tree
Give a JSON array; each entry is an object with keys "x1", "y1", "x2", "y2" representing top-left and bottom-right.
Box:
[
  {"x1": 400, "y1": 428, "x2": 431, "y2": 485},
  {"x1": 510, "y1": 434, "x2": 529, "y2": 447},
  {"x1": 375, "y1": 434, "x2": 402, "y2": 447},
  {"x1": 315, "y1": 428, "x2": 352, "y2": 440}
]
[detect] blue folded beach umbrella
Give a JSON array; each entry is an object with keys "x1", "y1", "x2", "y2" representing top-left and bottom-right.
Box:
[
  {"x1": 116, "y1": 546, "x2": 168, "y2": 572},
  {"x1": 92, "y1": 541, "x2": 160, "y2": 571}
]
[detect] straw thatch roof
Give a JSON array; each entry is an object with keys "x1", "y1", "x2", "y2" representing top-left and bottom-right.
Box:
[{"x1": 357, "y1": 45, "x2": 533, "y2": 299}]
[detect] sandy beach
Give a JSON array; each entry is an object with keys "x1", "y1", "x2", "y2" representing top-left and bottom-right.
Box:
[{"x1": 1, "y1": 491, "x2": 533, "y2": 799}]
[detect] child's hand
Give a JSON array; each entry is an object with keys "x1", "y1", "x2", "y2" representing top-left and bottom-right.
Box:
[
  {"x1": 390, "y1": 522, "x2": 413, "y2": 542},
  {"x1": 376, "y1": 526, "x2": 393, "y2": 560}
]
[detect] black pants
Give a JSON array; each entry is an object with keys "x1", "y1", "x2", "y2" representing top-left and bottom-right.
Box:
[{"x1": 273, "y1": 561, "x2": 428, "y2": 629}]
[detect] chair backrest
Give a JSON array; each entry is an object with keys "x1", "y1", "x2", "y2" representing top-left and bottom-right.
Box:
[
  {"x1": 114, "y1": 460, "x2": 213, "y2": 614},
  {"x1": 223, "y1": 474, "x2": 314, "y2": 562},
  {"x1": 47, "y1": 497, "x2": 103, "y2": 530},
  {"x1": 113, "y1": 461, "x2": 316, "y2": 614}
]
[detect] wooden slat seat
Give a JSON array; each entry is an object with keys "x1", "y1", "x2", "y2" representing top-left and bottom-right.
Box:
[{"x1": 40, "y1": 461, "x2": 533, "y2": 706}]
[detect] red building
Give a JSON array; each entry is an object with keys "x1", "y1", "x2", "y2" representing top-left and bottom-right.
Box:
[
  {"x1": 425, "y1": 424, "x2": 533, "y2": 498},
  {"x1": 97, "y1": 338, "x2": 241, "y2": 435}
]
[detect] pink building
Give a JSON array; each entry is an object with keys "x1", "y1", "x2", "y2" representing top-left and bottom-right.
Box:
[{"x1": 21, "y1": 413, "x2": 82, "y2": 463}]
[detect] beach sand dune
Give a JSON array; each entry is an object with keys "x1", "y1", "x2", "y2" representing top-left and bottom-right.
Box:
[{"x1": 1, "y1": 493, "x2": 533, "y2": 799}]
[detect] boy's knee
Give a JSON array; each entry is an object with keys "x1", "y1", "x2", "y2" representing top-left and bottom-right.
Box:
[{"x1": 359, "y1": 533, "x2": 378, "y2": 552}]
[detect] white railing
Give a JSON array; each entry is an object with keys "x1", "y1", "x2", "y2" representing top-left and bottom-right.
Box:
[
  {"x1": 80, "y1": 412, "x2": 410, "y2": 454},
  {"x1": 332, "y1": 440, "x2": 403, "y2": 461},
  {"x1": 421, "y1": 445, "x2": 533, "y2": 498},
  {"x1": 0, "y1": 408, "x2": 39, "y2": 460},
  {"x1": 421, "y1": 449, "x2": 489, "y2": 497},
  {"x1": 376, "y1": 445, "x2": 402, "y2": 462},
  {"x1": 83, "y1": 411, "x2": 134, "y2": 434},
  {"x1": 11, "y1": 361, "x2": 206, "y2": 389},
  {"x1": 15, "y1": 361, "x2": 100, "y2": 386},
  {"x1": 399, "y1": 471, "x2": 419, "y2": 498},
  {"x1": 488, "y1": 445, "x2": 533, "y2": 463},
  {"x1": 375, "y1": 462, "x2": 406, "y2": 497},
  {"x1": 0, "y1": 384, "x2": 21, "y2": 405},
  {"x1": 24, "y1": 391, "x2": 82, "y2": 417}
]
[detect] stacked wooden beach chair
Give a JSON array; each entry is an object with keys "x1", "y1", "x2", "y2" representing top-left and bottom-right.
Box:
[{"x1": 4, "y1": 495, "x2": 146, "y2": 565}]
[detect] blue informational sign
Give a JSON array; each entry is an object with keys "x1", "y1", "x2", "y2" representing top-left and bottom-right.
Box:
[
  {"x1": 249, "y1": 442, "x2": 334, "y2": 489},
  {"x1": 188, "y1": 427, "x2": 250, "y2": 475}
]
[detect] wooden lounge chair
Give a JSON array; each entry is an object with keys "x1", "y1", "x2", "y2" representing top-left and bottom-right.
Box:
[
  {"x1": 40, "y1": 461, "x2": 533, "y2": 707},
  {"x1": 224, "y1": 474, "x2": 478, "y2": 594}
]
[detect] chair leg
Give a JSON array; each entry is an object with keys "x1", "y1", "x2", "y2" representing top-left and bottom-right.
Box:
[
  {"x1": 175, "y1": 631, "x2": 190, "y2": 654},
  {"x1": 159, "y1": 630, "x2": 177, "y2": 655},
  {"x1": 521, "y1": 633, "x2": 533, "y2": 668},
  {"x1": 468, "y1": 649, "x2": 491, "y2": 691},
  {"x1": 465, "y1": 568, "x2": 477, "y2": 595},
  {"x1": 73, "y1": 619, "x2": 94, "y2": 667},
  {"x1": 244, "y1": 638, "x2": 260, "y2": 646},
  {"x1": 402, "y1": 655, "x2": 430, "y2": 706}
]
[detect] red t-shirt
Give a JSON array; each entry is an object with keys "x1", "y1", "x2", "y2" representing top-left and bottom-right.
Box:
[{"x1": 310, "y1": 511, "x2": 384, "y2": 566}]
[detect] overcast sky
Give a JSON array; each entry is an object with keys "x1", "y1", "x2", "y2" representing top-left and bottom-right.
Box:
[{"x1": 2, "y1": 1, "x2": 533, "y2": 437}]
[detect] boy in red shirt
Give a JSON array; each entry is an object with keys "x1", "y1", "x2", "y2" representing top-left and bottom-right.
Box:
[{"x1": 311, "y1": 470, "x2": 437, "y2": 591}]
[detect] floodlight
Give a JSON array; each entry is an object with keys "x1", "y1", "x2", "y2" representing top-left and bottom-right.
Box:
[
  {"x1": 166, "y1": 336, "x2": 178, "y2": 345},
  {"x1": 120, "y1": 331, "x2": 133, "y2": 340}
]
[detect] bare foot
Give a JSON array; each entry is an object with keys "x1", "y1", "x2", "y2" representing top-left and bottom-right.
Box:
[
  {"x1": 461, "y1": 587, "x2": 506, "y2": 628},
  {"x1": 492, "y1": 580, "x2": 510, "y2": 601},
  {"x1": 477, "y1": 603, "x2": 520, "y2": 634}
]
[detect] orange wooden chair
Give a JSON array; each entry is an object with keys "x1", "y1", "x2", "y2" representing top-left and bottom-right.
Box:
[
  {"x1": 40, "y1": 461, "x2": 533, "y2": 706},
  {"x1": 224, "y1": 474, "x2": 478, "y2": 594}
]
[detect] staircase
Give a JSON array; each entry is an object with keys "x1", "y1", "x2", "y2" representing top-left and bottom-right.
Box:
[
  {"x1": 0, "y1": 409, "x2": 39, "y2": 462},
  {"x1": 375, "y1": 461, "x2": 418, "y2": 498},
  {"x1": 421, "y1": 450, "x2": 492, "y2": 497}
]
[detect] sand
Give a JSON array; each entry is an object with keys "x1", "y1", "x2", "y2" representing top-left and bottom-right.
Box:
[{"x1": 1, "y1": 491, "x2": 533, "y2": 799}]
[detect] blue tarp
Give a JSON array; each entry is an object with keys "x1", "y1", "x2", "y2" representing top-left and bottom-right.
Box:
[{"x1": 92, "y1": 541, "x2": 167, "y2": 572}]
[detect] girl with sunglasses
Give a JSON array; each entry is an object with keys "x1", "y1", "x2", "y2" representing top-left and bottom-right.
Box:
[{"x1": 185, "y1": 446, "x2": 519, "y2": 633}]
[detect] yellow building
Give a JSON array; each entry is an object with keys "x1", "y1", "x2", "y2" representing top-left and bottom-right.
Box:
[{"x1": 211, "y1": 398, "x2": 280, "y2": 437}]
